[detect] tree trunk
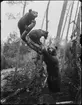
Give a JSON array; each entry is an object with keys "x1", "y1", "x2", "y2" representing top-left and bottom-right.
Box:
[
  {"x1": 66, "y1": 1, "x2": 74, "y2": 41},
  {"x1": 46, "y1": 0, "x2": 50, "y2": 32},
  {"x1": 56, "y1": 0, "x2": 68, "y2": 43},
  {"x1": 22, "y1": 1, "x2": 27, "y2": 16}
]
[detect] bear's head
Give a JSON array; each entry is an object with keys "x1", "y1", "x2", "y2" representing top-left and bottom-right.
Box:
[{"x1": 29, "y1": 9, "x2": 38, "y2": 20}]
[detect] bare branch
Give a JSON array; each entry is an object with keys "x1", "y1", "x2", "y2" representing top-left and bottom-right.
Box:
[
  {"x1": 6, "y1": 1, "x2": 23, "y2": 5},
  {"x1": 6, "y1": 1, "x2": 30, "y2": 5},
  {"x1": 6, "y1": 13, "x2": 16, "y2": 20}
]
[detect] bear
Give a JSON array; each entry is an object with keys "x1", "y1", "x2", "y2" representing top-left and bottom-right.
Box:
[
  {"x1": 18, "y1": 9, "x2": 38, "y2": 35},
  {"x1": 28, "y1": 29, "x2": 48, "y2": 45},
  {"x1": 42, "y1": 48, "x2": 60, "y2": 93}
]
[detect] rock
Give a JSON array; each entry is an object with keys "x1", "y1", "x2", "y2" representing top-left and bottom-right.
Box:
[
  {"x1": 39, "y1": 94, "x2": 56, "y2": 104},
  {"x1": 1, "y1": 80, "x2": 7, "y2": 88}
]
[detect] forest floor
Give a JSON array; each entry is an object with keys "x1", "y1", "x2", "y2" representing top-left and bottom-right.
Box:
[{"x1": 1, "y1": 67, "x2": 78, "y2": 104}]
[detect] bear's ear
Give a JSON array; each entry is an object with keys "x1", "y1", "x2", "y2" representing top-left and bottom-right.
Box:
[
  {"x1": 45, "y1": 31, "x2": 48, "y2": 37},
  {"x1": 46, "y1": 31, "x2": 48, "y2": 34},
  {"x1": 29, "y1": 9, "x2": 32, "y2": 12}
]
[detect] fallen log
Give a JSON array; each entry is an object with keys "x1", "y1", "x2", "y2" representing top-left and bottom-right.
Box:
[
  {"x1": 1, "y1": 88, "x2": 26, "y2": 103},
  {"x1": 56, "y1": 101, "x2": 73, "y2": 104}
]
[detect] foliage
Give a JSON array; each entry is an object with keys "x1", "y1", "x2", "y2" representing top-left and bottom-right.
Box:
[
  {"x1": 1, "y1": 54, "x2": 7, "y2": 70},
  {"x1": 2, "y1": 32, "x2": 32, "y2": 70},
  {"x1": 3, "y1": 33, "x2": 18, "y2": 57},
  {"x1": 1, "y1": 36, "x2": 81, "y2": 104},
  {"x1": 19, "y1": 41, "x2": 31, "y2": 55},
  {"x1": 59, "y1": 37, "x2": 81, "y2": 101},
  {"x1": 1, "y1": 57, "x2": 45, "y2": 104}
]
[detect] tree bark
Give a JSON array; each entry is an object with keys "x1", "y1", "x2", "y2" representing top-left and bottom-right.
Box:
[{"x1": 56, "y1": 0, "x2": 68, "y2": 41}]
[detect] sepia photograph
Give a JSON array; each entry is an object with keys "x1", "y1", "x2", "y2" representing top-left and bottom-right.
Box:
[{"x1": 1, "y1": 0, "x2": 81, "y2": 104}]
